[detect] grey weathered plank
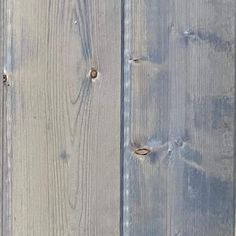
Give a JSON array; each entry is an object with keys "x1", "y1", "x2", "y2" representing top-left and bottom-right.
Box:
[
  {"x1": 0, "y1": 0, "x2": 5, "y2": 235},
  {"x1": 1, "y1": 0, "x2": 14, "y2": 234},
  {"x1": 123, "y1": 0, "x2": 235, "y2": 235},
  {"x1": 6, "y1": 0, "x2": 121, "y2": 235}
]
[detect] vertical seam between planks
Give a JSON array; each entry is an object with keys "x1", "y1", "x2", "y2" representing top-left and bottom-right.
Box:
[
  {"x1": 123, "y1": 0, "x2": 131, "y2": 235},
  {"x1": 233, "y1": 2, "x2": 236, "y2": 234},
  {"x1": 120, "y1": 0, "x2": 125, "y2": 235}
]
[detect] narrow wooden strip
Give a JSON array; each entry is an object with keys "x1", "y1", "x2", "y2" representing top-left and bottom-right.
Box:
[{"x1": 0, "y1": 0, "x2": 4, "y2": 234}]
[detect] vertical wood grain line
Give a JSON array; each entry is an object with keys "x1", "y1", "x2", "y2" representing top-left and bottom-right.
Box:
[
  {"x1": 234, "y1": 2, "x2": 236, "y2": 234},
  {"x1": 120, "y1": 0, "x2": 125, "y2": 235},
  {"x1": 123, "y1": 0, "x2": 131, "y2": 235},
  {"x1": 2, "y1": 0, "x2": 13, "y2": 234}
]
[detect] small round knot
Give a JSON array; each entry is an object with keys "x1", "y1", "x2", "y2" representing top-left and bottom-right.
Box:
[{"x1": 90, "y1": 68, "x2": 98, "y2": 79}]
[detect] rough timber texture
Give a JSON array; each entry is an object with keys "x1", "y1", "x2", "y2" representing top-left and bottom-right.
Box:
[
  {"x1": 6, "y1": 0, "x2": 121, "y2": 235},
  {"x1": 2, "y1": 0, "x2": 236, "y2": 235},
  {"x1": 123, "y1": 0, "x2": 235, "y2": 235},
  {"x1": 0, "y1": 0, "x2": 5, "y2": 235}
]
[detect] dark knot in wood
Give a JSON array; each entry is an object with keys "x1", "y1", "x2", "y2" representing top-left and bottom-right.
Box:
[
  {"x1": 3, "y1": 74, "x2": 7, "y2": 83},
  {"x1": 90, "y1": 68, "x2": 98, "y2": 79},
  {"x1": 134, "y1": 147, "x2": 151, "y2": 156}
]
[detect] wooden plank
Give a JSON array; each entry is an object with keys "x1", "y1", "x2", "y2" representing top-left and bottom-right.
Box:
[
  {"x1": 7, "y1": 0, "x2": 121, "y2": 235},
  {"x1": 0, "y1": 0, "x2": 5, "y2": 235},
  {"x1": 123, "y1": 0, "x2": 235, "y2": 235},
  {"x1": 3, "y1": 0, "x2": 15, "y2": 234}
]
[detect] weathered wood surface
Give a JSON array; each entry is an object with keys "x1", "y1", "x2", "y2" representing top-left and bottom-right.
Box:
[
  {"x1": 5, "y1": 0, "x2": 121, "y2": 235},
  {"x1": 0, "y1": 0, "x2": 5, "y2": 235},
  {"x1": 1, "y1": 0, "x2": 236, "y2": 235},
  {"x1": 123, "y1": 0, "x2": 235, "y2": 236}
]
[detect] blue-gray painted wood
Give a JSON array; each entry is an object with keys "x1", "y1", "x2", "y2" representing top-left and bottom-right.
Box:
[
  {"x1": 123, "y1": 0, "x2": 235, "y2": 235},
  {"x1": 1, "y1": 0, "x2": 235, "y2": 235}
]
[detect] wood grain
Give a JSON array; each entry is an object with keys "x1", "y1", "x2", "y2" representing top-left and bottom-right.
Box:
[
  {"x1": 0, "y1": 0, "x2": 5, "y2": 235},
  {"x1": 6, "y1": 0, "x2": 121, "y2": 235},
  {"x1": 123, "y1": 0, "x2": 235, "y2": 235}
]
